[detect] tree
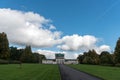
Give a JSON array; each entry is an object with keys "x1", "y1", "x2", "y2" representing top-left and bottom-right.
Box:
[
  {"x1": 39, "y1": 54, "x2": 46, "y2": 63},
  {"x1": 10, "y1": 46, "x2": 24, "y2": 61},
  {"x1": 0, "y1": 32, "x2": 47, "y2": 63},
  {"x1": 32, "y1": 53, "x2": 46, "y2": 63},
  {"x1": 79, "y1": 49, "x2": 100, "y2": 64},
  {"x1": 90, "y1": 49, "x2": 100, "y2": 64},
  {"x1": 77, "y1": 54, "x2": 84, "y2": 64},
  {"x1": 82, "y1": 56, "x2": 93, "y2": 64},
  {"x1": 20, "y1": 46, "x2": 33, "y2": 63},
  {"x1": 100, "y1": 51, "x2": 114, "y2": 64},
  {"x1": 114, "y1": 38, "x2": 120, "y2": 63},
  {"x1": 10, "y1": 46, "x2": 46, "y2": 63},
  {"x1": 0, "y1": 32, "x2": 10, "y2": 60}
]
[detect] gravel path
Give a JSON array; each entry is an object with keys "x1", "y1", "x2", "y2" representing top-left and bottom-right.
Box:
[{"x1": 59, "y1": 64, "x2": 102, "y2": 80}]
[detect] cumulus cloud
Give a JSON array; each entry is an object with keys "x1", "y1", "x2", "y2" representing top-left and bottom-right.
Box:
[
  {"x1": 64, "y1": 52, "x2": 79, "y2": 59},
  {"x1": 96, "y1": 45, "x2": 111, "y2": 54},
  {"x1": 35, "y1": 45, "x2": 110, "y2": 59},
  {"x1": 0, "y1": 8, "x2": 111, "y2": 58},
  {"x1": 57, "y1": 34, "x2": 111, "y2": 54},
  {"x1": 35, "y1": 50, "x2": 56, "y2": 59},
  {"x1": 0, "y1": 8, "x2": 61, "y2": 47},
  {"x1": 35, "y1": 49, "x2": 78, "y2": 59},
  {"x1": 57, "y1": 34, "x2": 97, "y2": 51}
]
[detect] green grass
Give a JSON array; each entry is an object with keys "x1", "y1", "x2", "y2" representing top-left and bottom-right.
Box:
[
  {"x1": 68, "y1": 64, "x2": 120, "y2": 80},
  {"x1": 0, "y1": 64, "x2": 60, "y2": 80}
]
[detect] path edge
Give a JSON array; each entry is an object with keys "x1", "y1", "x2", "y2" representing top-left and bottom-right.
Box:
[{"x1": 58, "y1": 64, "x2": 62, "y2": 80}]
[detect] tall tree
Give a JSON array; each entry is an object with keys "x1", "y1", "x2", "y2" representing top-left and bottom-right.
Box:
[
  {"x1": 100, "y1": 51, "x2": 114, "y2": 64},
  {"x1": 10, "y1": 46, "x2": 24, "y2": 61},
  {"x1": 0, "y1": 32, "x2": 10, "y2": 60},
  {"x1": 77, "y1": 54, "x2": 84, "y2": 64},
  {"x1": 114, "y1": 38, "x2": 120, "y2": 63},
  {"x1": 32, "y1": 53, "x2": 46, "y2": 63},
  {"x1": 20, "y1": 45, "x2": 33, "y2": 63},
  {"x1": 82, "y1": 49, "x2": 100, "y2": 64}
]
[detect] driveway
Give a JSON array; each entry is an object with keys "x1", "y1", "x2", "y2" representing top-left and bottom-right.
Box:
[{"x1": 59, "y1": 64, "x2": 102, "y2": 80}]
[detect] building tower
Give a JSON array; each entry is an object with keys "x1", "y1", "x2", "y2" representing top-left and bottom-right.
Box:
[{"x1": 55, "y1": 53, "x2": 64, "y2": 64}]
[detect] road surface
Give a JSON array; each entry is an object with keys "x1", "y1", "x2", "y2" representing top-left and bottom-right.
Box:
[{"x1": 59, "y1": 65, "x2": 102, "y2": 80}]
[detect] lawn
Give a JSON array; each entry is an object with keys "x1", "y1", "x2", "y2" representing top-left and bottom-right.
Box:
[
  {"x1": 0, "y1": 64, "x2": 60, "y2": 80},
  {"x1": 69, "y1": 64, "x2": 120, "y2": 80}
]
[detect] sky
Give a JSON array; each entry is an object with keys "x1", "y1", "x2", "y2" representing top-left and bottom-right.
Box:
[{"x1": 0, "y1": 0, "x2": 120, "y2": 59}]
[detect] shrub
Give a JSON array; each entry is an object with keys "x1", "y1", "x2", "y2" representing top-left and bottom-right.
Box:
[
  {"x1": 115, "y1": 64, "x2": 120, "y2": 67},
  {"x1": 0, "y1": 59, "x2": 9, "y2": 64},
  {"x1": 9, "y1": 60, "x2": 21, "y2": 64}
]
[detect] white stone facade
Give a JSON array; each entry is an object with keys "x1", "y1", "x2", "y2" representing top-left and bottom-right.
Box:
[
  {"x1": 42, "y1": 59, "x2": 56, "y2": 64},
  {"x1": 64, "y1": 59, "x2": 78, "y2": 64},
  {"x1": 42, "y1": 53, "x2": 78, "y2": 64}
]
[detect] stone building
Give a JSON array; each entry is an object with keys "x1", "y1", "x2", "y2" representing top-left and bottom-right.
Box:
[{"x1": 42, "y1": 53, "x2": 78, "y2": 64}]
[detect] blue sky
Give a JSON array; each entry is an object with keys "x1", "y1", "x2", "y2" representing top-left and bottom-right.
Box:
[{"x1": 0, "y1": 0, "x2": 120, "y2": 58}]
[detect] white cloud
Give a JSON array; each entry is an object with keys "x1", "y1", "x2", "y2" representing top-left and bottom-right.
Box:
[
  {"x1": 49, "y1": 25, "x2": 56, "y2": 30},
  {"x1": 96, "y1": 45, "x2": 111, "y2": 54},
  {"x1": 57, "y1": 34, "x2": 111, "y2": 54},
  {"x1": 35, "y1": 45, "x2": 110, "y2": 59},
  {"x1": 58, "y1": 34, "x2": 97, "y2": 51},
  {"x1": 36, "y1": 50, "x2": 56, "y2": 59},
  {"x1": 64, "y1": 52, "x2": 79, "y2": 59},
  {"x1": 0, "y1": 8, "x2": 61, "y2": 47},
  {"x1": 0, "y1": 8, "x2": 111, "y2": 58},
  {"x1": 35, "y1": 49, "x2": 78, "y2": 59}
]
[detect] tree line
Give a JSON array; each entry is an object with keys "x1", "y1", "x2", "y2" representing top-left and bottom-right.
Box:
[
  {"x1": 0, "y1": 32, "x2": 46, "y2": 63},
  {"x1": 77, "y1": 38, "x2": 120, "y2": 66}
]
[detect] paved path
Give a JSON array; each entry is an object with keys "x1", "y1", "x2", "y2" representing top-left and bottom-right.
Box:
[{"x1": 59, "y1": 65, "x2": 102, "y2": 80}]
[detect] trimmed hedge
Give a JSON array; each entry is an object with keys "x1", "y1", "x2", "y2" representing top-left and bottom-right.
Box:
[
  {"x1": 0, "y1": 59, "x2": 21, "y2": 64},
  {"x1": 115, "y1": 64, "x2": 120, "y2": 67},
  {"x1": 0, "y1": 59, "x2": 9, "y2": 64},
  {"x1": 100, "y1": 64, "x2": 115, "y2": 66},
  {"x1": 9, "y1": 60, "x2": 21, "y2": 64}
]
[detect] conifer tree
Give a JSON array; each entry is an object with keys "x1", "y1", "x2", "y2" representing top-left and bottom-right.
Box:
[
  {"x1": 21, "y1": 45, "x2": 33, "y2": 63},
  {"x1": 0, "y1": 32, "x2": 10, "y2": 60},
  {"x1": 114, "y1": 38, "x2": 120, "y2": 63}
]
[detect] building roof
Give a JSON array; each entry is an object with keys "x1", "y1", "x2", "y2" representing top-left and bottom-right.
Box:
[{"x1": 55, "y1": 53, "x2": 64, "y2": 57}]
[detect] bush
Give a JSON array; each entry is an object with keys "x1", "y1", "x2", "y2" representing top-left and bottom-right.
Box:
[
  {"x1": 9, "y1": 60, "x2": 21, "y2": 64},
  {"x1": 100, "y1": 64, "x2": 115, "y2": 66},
  {"x1": 115, "y1": 64, "x2": 120, "y2": 67},
  {"x1": 0, "y1": 59, "x2": 21, "y2": 64},
  {"x1": 0, "y1": 59, "x2": 9, "y2": 64}
]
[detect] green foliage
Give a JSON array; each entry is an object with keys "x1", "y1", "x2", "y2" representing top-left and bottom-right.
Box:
[
  {"x1": 114, "y1": 38, "x2": 120, "y2": 63},
  {"x1": 19, "y1": 46, "x2": 46, "y2": 63},
  {"x1": 9, "y1": 60, "x2": 21, "y2": 64},
  {"x1": 78, "y1": 49, "x2": 100, "y2": 64},
  {"x1": 32, "y1": 53, "x2": 46, "y2": 63},
  {"x1": 82, "y1": 56, "x2": 93, "y2": 64},
  {"x1": 0, "y1": 64, "x2": 60, "y2": 80},
  {"x1": 9, "y1": 46, "x2": 46, "y2": 63},
  {"x1": 0, "y1": 59, "x2": 8, "y2": 64},
  {"x1": 21, "y1": 46, "x2": 34, "y2": 63},
  {"x1": 77, "y1": 54, "x2": 84, "y2": 64},
  {"x1": 115, "y1": 64, "x2": 120, "y2": 67},
  {"x1": 100, "y1": 51, "x2": 114, "y2": 65},
  {"x1": 78, "y1": 50, "x2": 116, "y2": 65},
  {"x1": 0, "y1": 32, "x2": 10, "y2": 60},
  {"x1": 77, "y1": 37, "x2": 120, "y2": 66},
  {"x1": 10, "y1": 46, "x2": 24, "y2": 61},
  {"x1": 69, "y1": 64, "x2": 120, "y2": 80}
]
